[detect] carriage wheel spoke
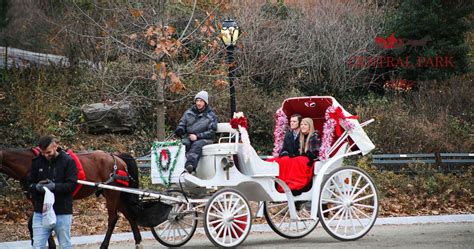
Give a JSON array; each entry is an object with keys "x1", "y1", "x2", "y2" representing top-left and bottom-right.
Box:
[
  {"x1": 166, "y1": 222, "x2": 174, "y2": 240},
  {"x1": 209, "y1": 218, "x2": 224, "y2": 225},
  {"x1": 222, "y1": 225, "x2": 228, "y2": 244},
  {"x1": 271, "y1": 205, "x2": 288, "y2": 220},
  {"x1": 211, "y1": 220, "x2": 224, "y2": 234},
  {"x1": 322, "y1": 198, "x2": 343, "y2": 205},
  {"x1": 268, "y1": 202, "x2": 287, "y2": 209},
  {"x1": 327, "y1": 206, "x2": 345, "y2": 224},
  {"x1": 232, "y1": 204, "x2": 246, "y2": 216},
  {"x1": 351, "y1": 183, "x2": 370, "y2": 200},
  {"x1": 229, "y1": 222, "x2": 239, "y2": 239},
  {"x1": 232, "y1": 222, "x2": 245, "y2": 234},
  {"x1": 216, "y1": 198, "x2": 226, "y2": 213},
  {"x1": 233, "y1": 218, "x2": 248, "y2": 225},
  {"x1": 351, "y1": 208, "x2": 365, "y2": 227},
  {"x1": 331, "y1": 179, "x2": 345, "y2": 196},
  {"x1": 211, "y1": 204, "x2": 224, "y2": 216},
  {"x1": 230, "y1": 198, "x2": 240, "y2": 214},
  {"x1": 180, "y1": 218, "x2": 195, "y2": 228},
  {"x1": 350, "y1": 175, "x2": 363, "y2": 197},
  {"x1": 227, "y1": 195, "x2": 234, "y2": 211},
  {"x1": 343, "y1": 208, "x2": 349, "y2": 235},
  {"x1": 353, "y1": 203, "x2": 375, "y2": 209},
  {"x1": 159, "y1": 221, "x2": 171, "y2": 237},
  {"x1": 228, "y1": 226, "x2": 234, "y2": 244},
  {"x1": 348, "y1": 208, "x2": 357, "y2": 234},
  {"x1": 334, "y1": 209, "x2": 346, "y2": 233},
  {"x1": 173, "y1": 223, "x2": 177, "y2": 240},
  {"x1": 234, "y1": 213, "x2": 248, "y2": 219},
  {"x1": 322, "y1": 204, "x2": 343, "y2": 214},
  {"x1": 208, "y1": 210, "x2": 224, "y2": 219},
  {"x1": 353, "y1": 206, "x2": 371, "y2": 219},
  {"x1": 176, "y1": 221, "x2": 190, "y2": 237},
  {"x1": 278, "y1": 209, "x2": 290, "y2": 229},
  {"x1": 216, "y1": 222, "x2": 225, "y2": 238},
  {"x1": 327, "y1": 188, "x2": 344, "y2": 201},
  {"x1": 353, "y1": 193, "x2": 375, "y2": 203}
]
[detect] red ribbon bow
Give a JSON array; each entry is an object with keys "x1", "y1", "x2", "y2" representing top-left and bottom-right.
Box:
[
  {"x1": 328, "y1": 107, "x2": 358, "y2": 136},
  {"x1": 160, "y1": 149, "x2": 168, "y2": 161},
  {"x1": 230, "y1": 116, "x2": 248, "y2": 130}
]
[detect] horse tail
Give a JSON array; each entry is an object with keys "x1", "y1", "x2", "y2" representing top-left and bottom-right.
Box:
[
  {"x1": 117, "y1": 153, "x2": 139, "y2": 188},
  {"x1": 116, "y1": 153, "x2": 141, "y2": 218}
]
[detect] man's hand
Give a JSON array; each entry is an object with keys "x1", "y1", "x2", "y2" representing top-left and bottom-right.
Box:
[
  {"x1": 189, "y1": 134, "x2": 197, "y2": 141},
  {"x1": 35, "y1": 184, "x2": 45, "y2": 193},
  {"x1": 174, "y1": 128, "x2": 185, "y2": 138},
  {"x1": 43, "y1": 182, "x2": 55, "y2": 192}
]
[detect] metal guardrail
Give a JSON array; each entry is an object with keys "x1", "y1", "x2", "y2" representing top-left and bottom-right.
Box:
[{"x1": 372, "y1": 153, "x2": 474, "y2": 173}]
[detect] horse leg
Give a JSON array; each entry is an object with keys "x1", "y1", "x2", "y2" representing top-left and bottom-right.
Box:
[
  {"x1": 100, "y1": 212, "x2": 118, "y2": 249},
  {"x1": 100, "y1": 191, "x2": 121, "y2": 249},
  {"x1": 48, "y1": 236, "x2": 56, "y2": 249},
  {"x1": 28, "y1": 215, "x2": 33, "y2": 246},
  {"x1": 119, "y1": 205, "x2": 142, "y2": 247}
]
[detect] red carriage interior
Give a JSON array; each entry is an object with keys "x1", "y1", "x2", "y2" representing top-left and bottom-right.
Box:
[
  {"x1": 281, "y1": 97, "x2": 334, "y2": 136},
  {"x1": 281, "y1": 96, "x2": 358, "y2": 157}
]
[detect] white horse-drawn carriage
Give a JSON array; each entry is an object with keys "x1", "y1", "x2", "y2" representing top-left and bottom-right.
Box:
[{"x1": 80, "y1": 96, "x2": 379, "y2": 248}]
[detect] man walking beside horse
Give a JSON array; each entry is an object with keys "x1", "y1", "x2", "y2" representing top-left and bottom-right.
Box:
[{"x1": 28, "y1": 135, "x2": 77, "y2": 249}]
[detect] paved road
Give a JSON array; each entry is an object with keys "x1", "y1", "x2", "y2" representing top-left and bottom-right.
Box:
[{"x1": 76, "y1": 222, "x2": 473, "y2": 248}]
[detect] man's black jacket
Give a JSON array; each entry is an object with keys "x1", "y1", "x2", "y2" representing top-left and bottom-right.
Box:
[
  {"x1": 280, "y1": 130, "x2": 300, "y2": 157},
  {"x1": 29, "y1": 150, "x2": 78, "y2": 214}
]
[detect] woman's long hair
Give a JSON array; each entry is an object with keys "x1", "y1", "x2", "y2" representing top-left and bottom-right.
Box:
[{"x1": 299, "y1": 118, "x2": 315, "y2": 154}]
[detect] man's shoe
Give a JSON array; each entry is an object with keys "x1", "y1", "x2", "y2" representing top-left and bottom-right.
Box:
[{"x1": 185, "y1": 164, "x2": 194, "y2": 173}]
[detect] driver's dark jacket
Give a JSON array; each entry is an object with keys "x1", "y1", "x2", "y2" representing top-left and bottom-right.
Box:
[
  {"x1": 176, "y1": 105, "x2": 218, "y2": 140},
  {"x1": 28, "y1": 150, "x2": 78, "y2": 215}
]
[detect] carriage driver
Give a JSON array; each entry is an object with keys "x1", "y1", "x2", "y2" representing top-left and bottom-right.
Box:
[
  {"x1": 175, "y1": 90, "x2": 218, "y2": 173},
  {"x1": 28, "y1": 135, "x2": 78, "y2": 249}
]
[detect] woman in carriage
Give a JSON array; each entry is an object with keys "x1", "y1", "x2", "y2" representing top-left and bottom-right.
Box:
[{"x1": 270, "y1": 117, "x2": 321, "y2": 195}]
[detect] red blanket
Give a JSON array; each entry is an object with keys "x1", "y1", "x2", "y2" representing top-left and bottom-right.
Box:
[
  {"x1": 268, "y1": 156, "x2": 314, "y2": 192},
  {"x1": 66, "y1": 149, "x2": 86, "y2": 197}
]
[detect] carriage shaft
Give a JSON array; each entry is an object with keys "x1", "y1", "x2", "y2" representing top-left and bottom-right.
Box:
[{"x1": 77, "y1": 180, "x2": 183, "y2": 203}]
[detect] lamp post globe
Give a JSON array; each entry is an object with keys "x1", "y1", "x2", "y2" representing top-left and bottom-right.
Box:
[{"x1": 220, "y1": 19, "x2": 240, "y2": 118}]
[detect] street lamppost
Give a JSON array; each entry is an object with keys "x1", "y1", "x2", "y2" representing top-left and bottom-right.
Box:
[{"x1": 220, "y1": 18, "x2": 240, "y2": 118}]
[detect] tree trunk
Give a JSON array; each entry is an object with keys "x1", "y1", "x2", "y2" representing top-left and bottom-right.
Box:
[{"x1": 156, "y1": 77, "x2": 166, "y2": 140}]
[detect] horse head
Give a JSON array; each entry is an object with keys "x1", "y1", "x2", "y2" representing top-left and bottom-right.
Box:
[{"x1": 0, "y1": 148, "x2": 35, "y2": 182}]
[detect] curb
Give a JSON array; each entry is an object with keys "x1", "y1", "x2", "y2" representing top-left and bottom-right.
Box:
[{"x1": 1, "y1": 214, "x2": 473, "y2": 248}]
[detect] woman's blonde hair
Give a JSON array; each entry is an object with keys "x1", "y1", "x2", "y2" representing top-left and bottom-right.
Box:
[{"x1": 299, "y1": 118, "x2": 315, "y2": 154}]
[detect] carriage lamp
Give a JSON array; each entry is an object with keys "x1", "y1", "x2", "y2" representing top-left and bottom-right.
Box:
[{"x1": 220, "y1": 18, "x2": 241, "y2": 118}]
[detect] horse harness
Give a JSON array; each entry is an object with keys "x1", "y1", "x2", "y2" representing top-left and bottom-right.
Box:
[{"x1": 103, "y1": 154, "x2": 133, "y2": 186}]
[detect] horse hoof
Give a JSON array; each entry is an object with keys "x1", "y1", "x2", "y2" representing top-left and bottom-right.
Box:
[{"x1": 135, "y1": 244, "x2": 143, "y2": 249}]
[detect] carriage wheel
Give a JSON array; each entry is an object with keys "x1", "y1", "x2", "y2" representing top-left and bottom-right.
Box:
[
  {"x1": 204, "y1": 188, "x2": 252, "y2": 248},
  {"x1": 319, "y1": 166, "x2": 378, "y2": 241},
  {"x1": 263, "y1": 199, "x2": 318, "y2": 239},
  {"x1": 151, "y1": 190, "x2": 198, "y2": 247}
]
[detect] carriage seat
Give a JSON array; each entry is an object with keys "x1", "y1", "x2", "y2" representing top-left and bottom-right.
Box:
[
  {"x1": 235, "y1": 144, "x2": 279, "y2": 177},
  {"x1": 216, "y1": 123, "x2": 237, "y2": 143}
]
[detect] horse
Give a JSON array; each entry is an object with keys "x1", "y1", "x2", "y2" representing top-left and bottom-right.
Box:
[{"x1": 0, "y1": 148, "x2": 142, "y2": 249}]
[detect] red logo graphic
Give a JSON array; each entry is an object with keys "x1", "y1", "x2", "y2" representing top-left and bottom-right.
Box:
[
  {"x1": 375, "y1": 33, "x2": 404, "y2": 49},
  {"x1": 375, "y1": 33, "x2": 431, "y2": 50}
]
